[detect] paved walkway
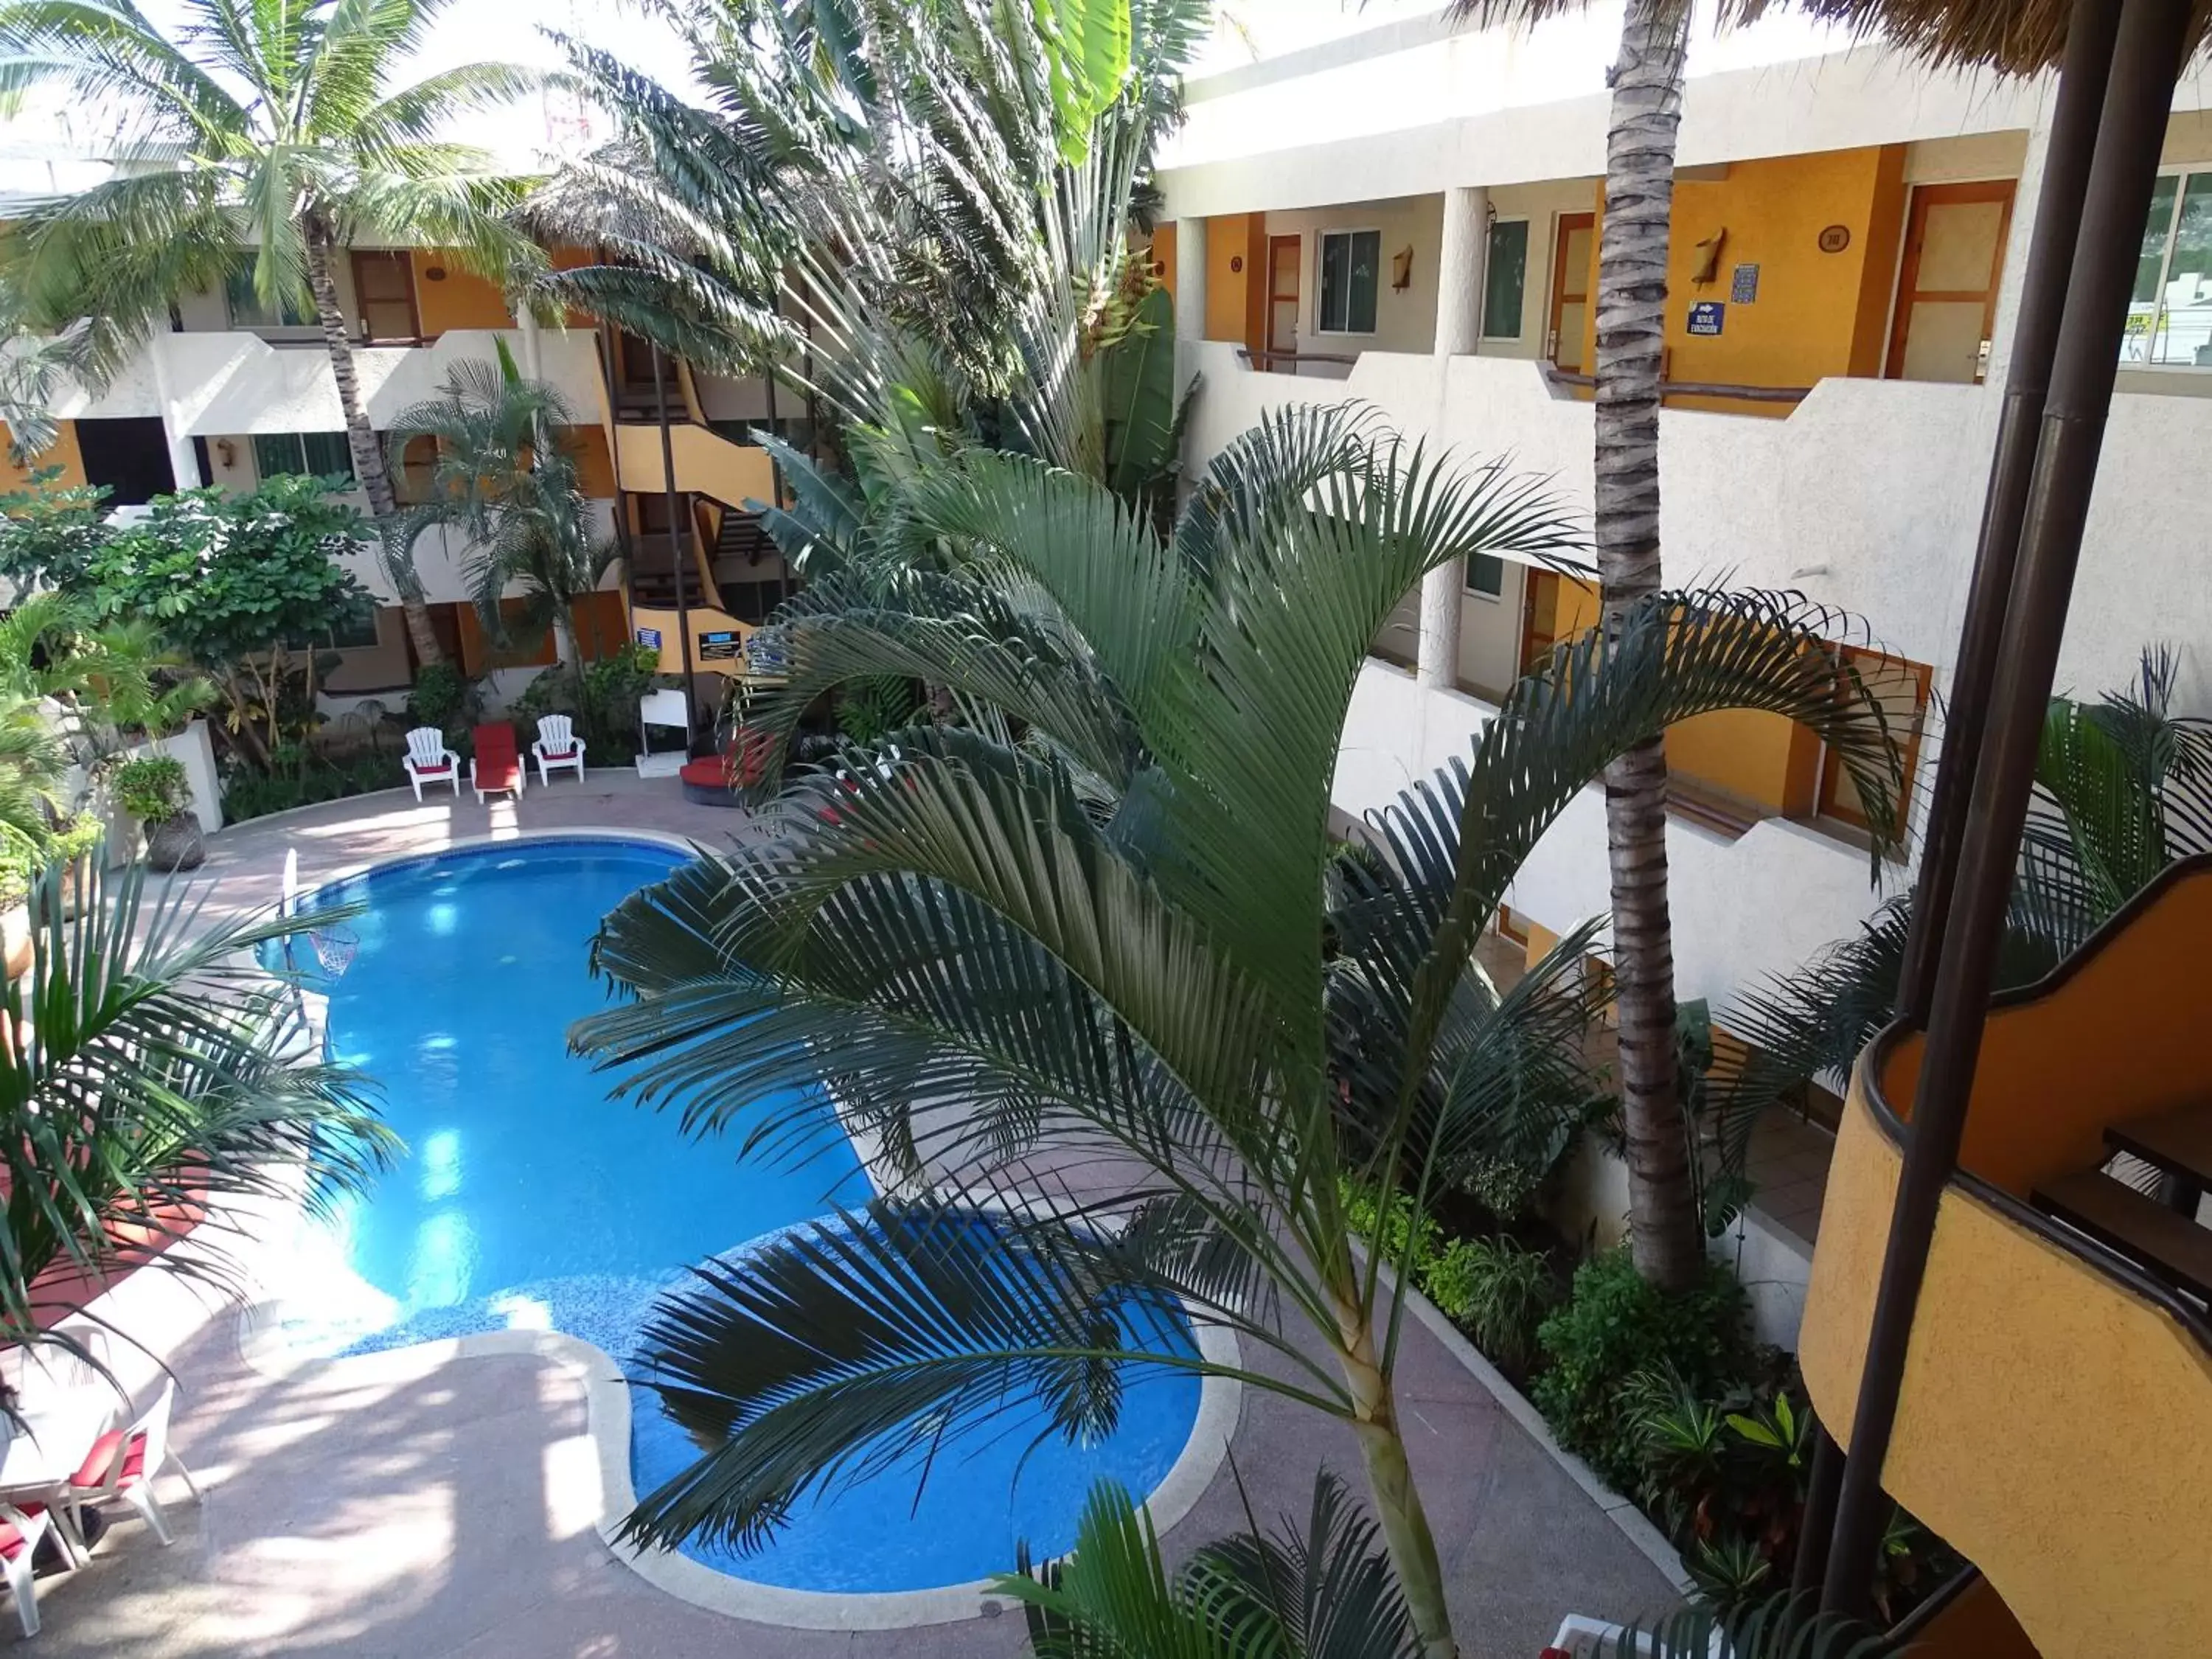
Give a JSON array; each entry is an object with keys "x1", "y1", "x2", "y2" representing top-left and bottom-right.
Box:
[{"x1": 21, "y1": 775, "x2": 1679, "y2": 1656}]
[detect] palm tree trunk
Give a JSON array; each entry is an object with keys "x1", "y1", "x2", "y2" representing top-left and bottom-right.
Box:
[
  {"x1": 1336, "y1": 1293, "x2": 1455, "y2": 1659},
  {"x1": 1594, "y1": 0, "x2": 1703, "y2": 1292},
  {"x1": 302, "y1": 219, "x2": 445, "y2": 667}
]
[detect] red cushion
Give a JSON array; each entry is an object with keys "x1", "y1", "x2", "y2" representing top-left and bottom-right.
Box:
[
  {"x1": 541, "y1": 743, "x2": 577, "y2": 759},
  {"x1": 414, "y1": 761, "x2": 453, "y2": 775},
  {"x1": 69, "y1": 1428, "x2": 145, "y2": 1489},
  {"x1": 679, "y1": 758, "x2": 734, "y2": 787}
]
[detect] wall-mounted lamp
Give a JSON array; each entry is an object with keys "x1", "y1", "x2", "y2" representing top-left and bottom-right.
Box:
[
  {"x1": 214, "y1": 439, "x2": 236, "y2": 468},
  {"x1": 1391, "y1": 245, "x2": 1415, "y2": 291},
  {"x1": 424, "y1": 264, "x2": 448, "y2": 282}
]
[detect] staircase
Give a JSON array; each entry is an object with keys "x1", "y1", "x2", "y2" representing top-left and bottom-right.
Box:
[
  {"x1": 2034, "y1": 1104, "x2": 2212, "y2": 1301},
  {"x1": 715, "y1": 507, "x2": 776, "y2": 566},
  {"x1": 628, "y1": 532, "x2": 712, "y2": 611}
]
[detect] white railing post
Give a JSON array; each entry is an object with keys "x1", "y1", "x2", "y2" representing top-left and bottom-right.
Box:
[{"x1": 1418, "y1": 187, "x2": 1489, "y2": 689}]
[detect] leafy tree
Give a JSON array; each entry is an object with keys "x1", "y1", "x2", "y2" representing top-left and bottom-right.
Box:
[
  {"x1": 383, "y1": 339, "x2": 617, "y2": 698},
  {"x1": 0, "y1": 468, "x2": 112, "y2": 594},
  {"x1": 85, "y1": 477, "x2": 371, "y2": 772},
  {"x1": 0, "y1": 853, "x2": 393, "y2": 1350},
  {"x1": 570, "y1": 408, "x2": 1906, "y2": 1658},
  {"x1": 0, "y1": 0, "x2": 547, "y2": 664},
  {"x1": 528, "y1": 0, "x2": 1207, "y2": 522}
]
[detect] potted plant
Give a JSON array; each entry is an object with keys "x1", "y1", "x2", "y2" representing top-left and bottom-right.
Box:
[{"x1": 113, "y1": 755, "x2": 203, "y2": 872}]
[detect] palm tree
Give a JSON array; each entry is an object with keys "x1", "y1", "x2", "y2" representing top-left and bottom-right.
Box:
[
  {"x1": 1724, "y1": 646, "x2": 2212, "y2": 1116},
  {"x1": 526, "y1": 0, "x2": 1208, "y2": 511},
  {"x1": 0, "y1": 0, "x2": 548, "y2": 666},
  {"x1": 1004, "y1": 1471, "x2": 1426, "y2": 1659},
  {"x1": 0, "y1": 852, "x2": 393, "y2": 1349},
  {"x1": 1450, "y1": 0, "x2": 1703, "y2": 1290},
  {"x1": 383, "y1": 339, "x2": 616, "y2": 694},
  {"x1": 571, "y1": 406, "x2": 1907, "y2": 1658}
]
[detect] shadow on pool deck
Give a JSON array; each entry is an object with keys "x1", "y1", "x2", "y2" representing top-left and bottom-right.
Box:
[{"x1": 24, "y1": 779, "x2": 1681, "y2": 1657}]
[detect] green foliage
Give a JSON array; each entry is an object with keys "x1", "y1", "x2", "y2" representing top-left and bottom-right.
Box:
[
  {"x1": 112, "y1": 754, "x2": 191, "y2": 824},
  {"x1": 1001, "y1": 1470, "x2": 1422, "y2": 1659},
  {"x1": 512, "y1": 643, "x2": 664, "y2": 759},
  {"x1": 0, "y1": 855, "x2": 394, "y2": 1346},
  {"x1": 834, "y1": 675, "x2": 924, "y2": 748},
  {"x1": 1099, "y1": 281, "x2": 1185, "y2": 518},
  {"x1": 220, "y1": 751, "x2": 397, "y2": 824},
  {"x1": 86, "y1": 479, "x2": 369, "y2": 664},
  {"x1": 1338, "y1": 1178, "x2": 1438, "y2": 1273},
  {"x1": 0, "y1": 470, "x2": 111, "y2": 593},
  {"x1": 406, "y1": 662, "x2": 481, "y2": 739},
  {"x1": 1596, "y1": 1593, "x2": 1898, "y2": 1659},
  {"x1": 1421, "y1": 1234, "x2": 1557, "y2": 1374},
  {"x1": 1532, "y1": 1248, "x2": 1753, "y2": 1492}
]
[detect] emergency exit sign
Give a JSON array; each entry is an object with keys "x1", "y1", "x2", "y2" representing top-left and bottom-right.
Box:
[{"x1": 1687, "y1": 302, "x2": 1725, "y2": 336}]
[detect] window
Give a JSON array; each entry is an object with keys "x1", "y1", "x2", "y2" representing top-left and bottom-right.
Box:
[
  {"x1": 253, "y1": 431, "x2": 355, "y2": 484},
  {"x1": 224, "y1": 268, "x2": 312, "y2": 329},
  {"x1": 1317, "y1": 229, "x2": 1380, "y2": 335},
  {"x1": 2124, "y1": 170, "x2": 2212, "y2": 368},
  {"x1": 1465, "y1": 553, "x2": 1506, "y2": 598},
  {"x1": 1483, "y1": 220, "x2": 1528, "y2": 339}
]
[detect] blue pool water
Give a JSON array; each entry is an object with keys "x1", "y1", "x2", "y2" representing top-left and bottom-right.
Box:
[{"x1": 279, "y1": 838, "x2": 1201, "y2": 1593}]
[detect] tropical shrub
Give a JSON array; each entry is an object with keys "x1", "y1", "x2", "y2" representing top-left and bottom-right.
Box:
[
  {"x1": 112, "y1": 755, "x2": 191, "y2": 824},
  {"x1": 1421, "y1": 1234, "x2": 1557, "y2": 1376},
  {"x1": 1532, "y1": 1248, "x2": 1753, "y2": 1492},
  {"x1": 0, "y1": 470, "x2": 111, "y2": 593},
  {"x1": 406, "y1": 661, "x2": 481, "y2": 740},
  {"x1": 220, "y1": 751, "x2": 397, "y2": 824}
]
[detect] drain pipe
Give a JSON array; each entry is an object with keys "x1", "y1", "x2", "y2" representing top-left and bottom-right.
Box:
[{"x1": 1818, "y1": 0, "x2": 2197, "y2": 1617}]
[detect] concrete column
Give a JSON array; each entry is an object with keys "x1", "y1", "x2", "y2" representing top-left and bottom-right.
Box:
[
  {"x1": 1417, "y1": 187, "x2": 1488, "y2": 690},
  {"x1": 517, "y1": 307, "x2": 546, "y2": 383},
  {"x1": 147, "y1": 338, "x2": 204, "y2": 490},
  {"x1": 1435, "y1": 186, "x2": 1488, "y2": 357},
  {"x1": 1175, "y1": 217, "x2": 1208, "y2": 347}
]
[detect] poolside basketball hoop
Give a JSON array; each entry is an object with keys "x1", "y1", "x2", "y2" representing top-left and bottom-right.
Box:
[{"x1": 307, "y1": 924, "x2": 359, "y2": 978}]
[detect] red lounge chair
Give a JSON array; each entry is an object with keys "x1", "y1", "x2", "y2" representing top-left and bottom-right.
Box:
[
  {"x1": 470, "y1": 723, "x2": 526, "y2": 802},
  {"x1": 678, "y1": 726, "x2": 774, "y2": 807}
]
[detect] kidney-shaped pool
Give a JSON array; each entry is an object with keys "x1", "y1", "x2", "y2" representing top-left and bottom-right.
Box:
[{"x1": 273, "y1": 836, "x2": 1203, "y2": 1599}]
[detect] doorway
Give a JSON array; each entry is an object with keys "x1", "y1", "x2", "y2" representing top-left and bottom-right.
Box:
[
  {"x1": 1546, "y1": 212, "x2": 1595, "y2": 372},
  {"x1": 73, "y1": 417, "x2": 175, "y2": 506},
  {"x1": 1885, "y1": 181, "x2": 2016, "y2": 383},
  {"x1": 350, "y1": 250, "x2": 422, "y2": 344},
  {"x1": 1264, "y1": 234, "x2": 1301, "y2": 373}
]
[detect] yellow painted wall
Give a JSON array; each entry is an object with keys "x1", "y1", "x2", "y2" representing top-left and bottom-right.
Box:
[
  {"x1": 1665, "y1": 706, "x2": 1823, "y2": 816},
  {"x1": 1879, "y1": 860, "x2": 2212, "y2": 1198},
  {"x1": 0, "y1": 420, "x2": 86, "y2": 492},
  {"x1": 1801, "y1": 1085, "x2": 2212, "y2": 1659},
  {"x1": 571, "y1": 424, "x2": 616, "y2": 499},
  {"x1": 613, "y1": 421, "x2": 777, "y2": 508},
  {"x1": 1579, "y1": 146, "x2": 1911, "y2": 416},
  {"x1": 1203, "y1": 212, "x2": 1268, "y2": 349},
  {"x1": 411, "y1": 250, "x2": 513, "y2": 335},
  {"x1": 1150, "y1": 223, "x2": 1178, "y2": 310}
]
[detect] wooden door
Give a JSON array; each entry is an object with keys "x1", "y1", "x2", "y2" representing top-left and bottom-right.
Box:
[
  {"x1": 1885, "y1": 181, "x2": 2016, "y2": 382},
  {"x1": 1520, "y1": 569, "x2": 1560, "y2": 672},
  {"x1": 350, "y1": 250, "x2": 421, "y2": 344},
  {"x1": 1264, "y1": 234, "x2": 1301, "y2": 372},
  {"x1": 1546, "y1": 213, "x2": 1595, "y2": 372}
]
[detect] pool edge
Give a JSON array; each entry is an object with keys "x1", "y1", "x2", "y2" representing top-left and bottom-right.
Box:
[{"x1": 240, "y1": 828, "x2": 1244, "y2": 1631}]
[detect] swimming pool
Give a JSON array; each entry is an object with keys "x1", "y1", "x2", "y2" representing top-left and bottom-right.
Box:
[{"x1": 275, "y1": 837, "x2": 1205, "y2": 1600}]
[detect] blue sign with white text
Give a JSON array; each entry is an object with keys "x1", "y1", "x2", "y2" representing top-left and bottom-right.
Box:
[
  {"x1": 636, "y1": 626, "x2": 663, "y2": 649},
  {"x1": 1687, "y1": 302, "x2": 1725, "y2": 337}
]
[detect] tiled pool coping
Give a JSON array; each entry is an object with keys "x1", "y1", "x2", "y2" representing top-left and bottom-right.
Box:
[{"x1": 236, "y1": 827, "x2": 1242, "y2": 1630}]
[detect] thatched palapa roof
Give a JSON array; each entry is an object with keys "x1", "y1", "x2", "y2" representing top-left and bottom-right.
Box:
[{"x1": 1729, "y1": 0, "x2": 2212, "y2": 76}]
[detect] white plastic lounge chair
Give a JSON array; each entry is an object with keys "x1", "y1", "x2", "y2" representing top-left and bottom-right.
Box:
[
  {"x1": 532, "y1": 714, "x2": 587, "y2": 785},
  {"x1": 69, "y1": 1380, "x2": 200, "y2": 1548},
  {"x1": 402, "y1": 727, "x2": 461, "y2": 801},
  {"x1": 0, "y1": 1503, "x2": 53, "y2": 1635}
]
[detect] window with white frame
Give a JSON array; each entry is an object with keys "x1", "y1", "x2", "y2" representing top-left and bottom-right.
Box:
[
  {"x1": 1465, "y1": 553, "x2": 1506, "y2": 598},
  {"x1": 1482, "y1": 220, "x2": 1528, "y2": 340},
  {"x1": 2124, "y1": 169, "x2": 2212, "y2": 368},
  {"x1": 253, "y1": 431, "x2": 355, "y2": 483},
  {"x1": 1317, "y1": 229, "x2": 1381, "y2": 335}
]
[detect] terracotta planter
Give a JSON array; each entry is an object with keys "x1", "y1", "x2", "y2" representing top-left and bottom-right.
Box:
[{"x1": 144, "y1": 813, "x2": 206, "y2": 873}]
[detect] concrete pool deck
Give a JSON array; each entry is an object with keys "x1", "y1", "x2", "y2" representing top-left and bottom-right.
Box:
[{"x1": 21, "y1": 774, "x2": 1683, "y2": 1657}]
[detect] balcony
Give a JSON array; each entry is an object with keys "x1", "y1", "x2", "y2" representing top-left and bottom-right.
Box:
[{"x1": 1798, "y1": 857, "x2": 2212, "y2": 1659}]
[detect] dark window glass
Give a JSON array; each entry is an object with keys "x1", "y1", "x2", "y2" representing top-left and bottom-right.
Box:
[
  {"x1": 1465, "y1": 553, "x2": 1506, "y2": 597},
  {"x1": 1483, "y1": 220, "x2": 1529, "y2": 339}
]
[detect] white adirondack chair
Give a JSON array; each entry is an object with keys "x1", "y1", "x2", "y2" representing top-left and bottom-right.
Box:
[
  {"x1": 402, "y1": 727, "x2": 461, "y2": 801},
  {"x1": 532, "y1": 713, "x2": 587, "y2": 785}
]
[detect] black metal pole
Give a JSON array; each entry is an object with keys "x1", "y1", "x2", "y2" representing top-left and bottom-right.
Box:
[
  {"x1": 651, "y1": 345, "x2": 700, "y2": 745},
  {"x1": 1795, "y1": 0, "x2": 2121, "y2": 1587},
  {"x1": 1819, "y1": 0, "x2": 2195, "y2": 1618},
  {"x1": 1891, "y1": 0, "x2": 2121, "y2": 1023}
]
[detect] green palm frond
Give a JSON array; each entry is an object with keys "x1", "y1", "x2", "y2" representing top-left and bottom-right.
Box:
[
  {"x1": 1595, "y1": 1592, "x2": 1896, "y2": 1658},
  {"x1": 1001, "y1": 1470, "x2": 1425, "y2": 1659},
  {"x1": 0, "y1": 853, "x2": 394, "y2": 1342}
]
